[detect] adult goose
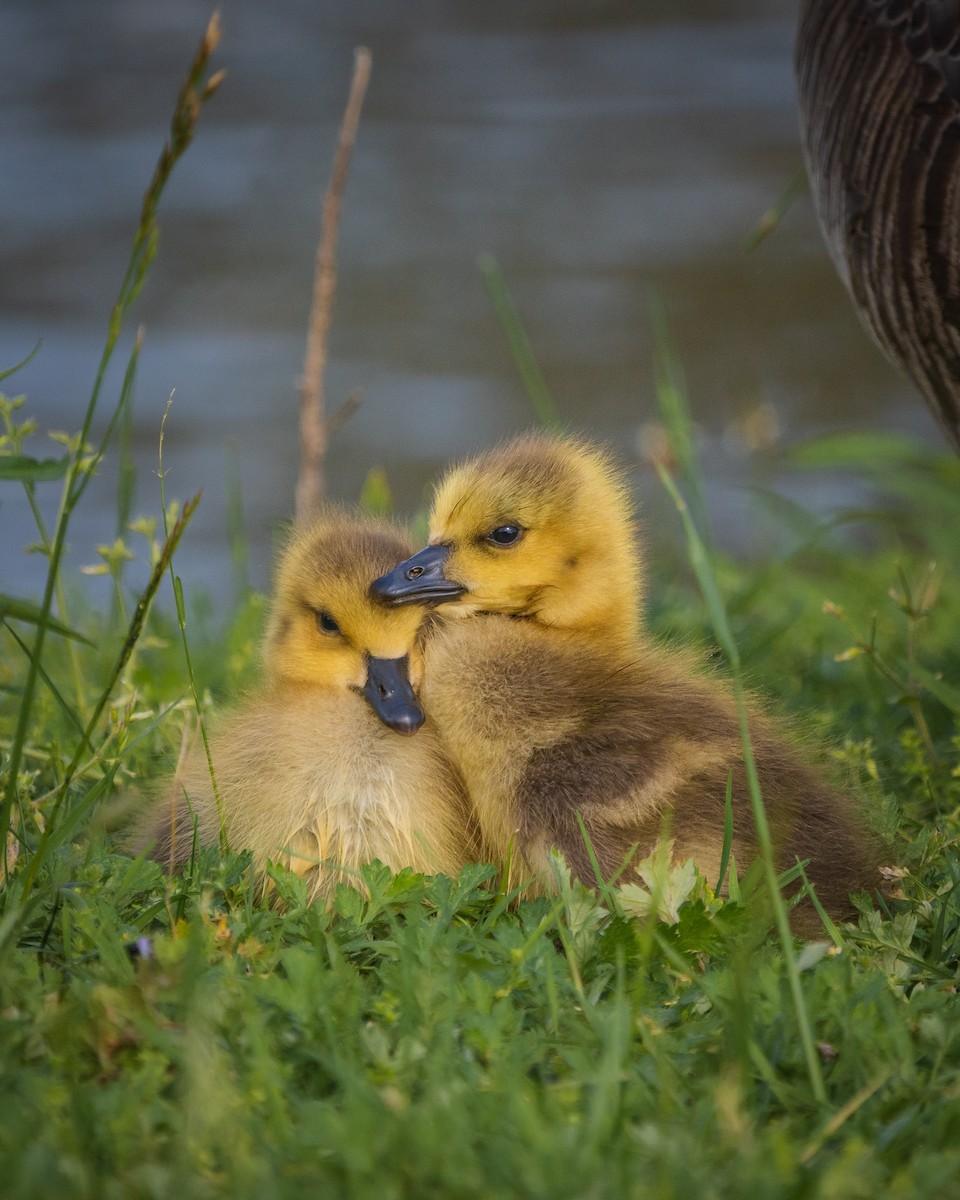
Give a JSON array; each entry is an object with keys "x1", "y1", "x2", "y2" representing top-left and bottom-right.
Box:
[{"x1": 796, "y1": 0, "x2": 960, "y2": 449}]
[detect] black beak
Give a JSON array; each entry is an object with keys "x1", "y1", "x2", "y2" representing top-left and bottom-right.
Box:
[
  {"x1": 370, "y1": 544, "x2": 467, "y2": 607},
  {"x1": 362, "y1": 655, "x2": 425, "y2": 736}
]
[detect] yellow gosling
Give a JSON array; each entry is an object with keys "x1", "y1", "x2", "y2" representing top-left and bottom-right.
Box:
[
  {"x1": 372, "y1": 434, "x2": 881, "y2": 932},
  {"x1": 134, "y1": 510, "x2": 476, "y2": 900},
  {"x1": 376, "y1": 431, "x2": 643, "y2": 651}
]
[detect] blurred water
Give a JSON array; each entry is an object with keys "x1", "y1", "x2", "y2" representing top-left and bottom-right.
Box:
[{"x1": 0, "y1": 0, "x2": 941, "y2": 615}]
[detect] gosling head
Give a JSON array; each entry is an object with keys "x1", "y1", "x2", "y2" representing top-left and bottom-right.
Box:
[
  {"x1": 371, "y1": 433, "x2": 642, "y2": 645},
  {"x1": 265, "y1": 510, "x2": 431, "y2": 735}
]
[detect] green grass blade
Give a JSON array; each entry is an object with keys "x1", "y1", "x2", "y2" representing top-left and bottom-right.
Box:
[
  {"x1": 159, "y1": 405, "x2": 226, "y2": 853},
  {"x1": 788, "y1": 430, "x2": 929, "y2": 470},
  {"x1": 115, "y1": 345, "x2": 139, "y2": 540},
  {"x1": 2, "y1": 621, "x2": 87, "y2": 742},
  {"x1": 574, "y1": 809, "x2": 629, "y2": 914},
  {"x1": 902, "y1": 660, "x2": 960, "y2": 714},
  {"x1": 0, "y1": 597, "x2": 93, "y2": 645},
  {"x1": 17, "y1": 492, "x2": 202, "y2": 900},
  {"x1": 477, "y1": 252, "x2": 561, "y2": 430},
  {"x1": 715, "y1": 769, "x2": 734, "y2": 895},
  {"x1": 656, "y1": 466, "x2": 738, "y2": 666},
  {"x1": 0, "y1": 890, "x2": 45, "y2": 973},
  {"x1": 0, "y1": 18, "x2": 221, "y2": 879},
  {"x1": 651, "y1": 298, "x2": 710, "y2": 547},
  {"x1": 928, "y1": 875, "x2": 960, "y2": 964},
  {"x1": 745, "y1": 166, "x2": 806, "y2": 251},
  {"x1": 0, "y1": 455, "x2": 69, "y2": 482},
  {"x1": 27, "y1": 765, "x2": 121, "y2": 877},
  {"x1": 794, "y1": 862, "x2": 844, "y2": 949},
  {"x1": 655, "y1": 427, "x2": 826, "y2": 1104},
  {"x1": 0, "y1": 341, "x2": 41, "y2": 382},
  {"x1": 726, "y1": 853, "x2": 741, "y2": 903},
  {"x1": 359, "y1": 466, "x2": 392, "y2": 517},
  {"x1": 70, "y1": 331, "x2": 143, "y2": 513}
]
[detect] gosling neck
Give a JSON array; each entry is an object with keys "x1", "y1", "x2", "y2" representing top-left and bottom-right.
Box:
[{"x1": 527, "y1": 525, "x2": 643, "y2": 651}]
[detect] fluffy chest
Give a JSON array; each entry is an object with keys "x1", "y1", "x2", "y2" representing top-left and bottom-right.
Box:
[{"x1": 422, "y1": 619, "x2": 582, "y2": 850}]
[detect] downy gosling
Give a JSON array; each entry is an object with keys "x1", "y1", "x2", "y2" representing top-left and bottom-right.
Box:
[
  {"x1": 372, "y1": 433, "x2": 879, "y2": 930},
  {"x1": 136, "y1": 510, "x2": 474, "y2": 899}
]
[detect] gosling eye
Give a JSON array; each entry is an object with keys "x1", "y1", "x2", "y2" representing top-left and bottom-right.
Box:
[
  {"x1": 486, "y1": 524, "x2": 523, "y2": 547},
  {"x1": 315, "y1": 610, "x2": 341, "y2": 636}
]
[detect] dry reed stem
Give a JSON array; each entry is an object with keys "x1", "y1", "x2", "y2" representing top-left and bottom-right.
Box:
[{"x1": 295, "y1": 46, "x2": 372, "y2": 523}]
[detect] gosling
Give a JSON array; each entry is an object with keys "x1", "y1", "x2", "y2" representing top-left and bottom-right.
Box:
[
  {"x1": 135, "y1": 510, "x2": 475, "y2": 900},
  {"x1": 372, "y1": 433, "x2": 880, "y2": 930}
]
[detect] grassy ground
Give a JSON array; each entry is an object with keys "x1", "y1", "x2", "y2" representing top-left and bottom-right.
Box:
[
  {"x1": 3, "y1": 21, "x2": 960, "y2": 1199},
  {"x1": 2, "y1": 425, "x2": 959, "y2": 1200}
]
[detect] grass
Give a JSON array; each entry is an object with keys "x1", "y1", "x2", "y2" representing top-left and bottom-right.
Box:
[{"x1": 3, "y1": 18, "x2": 960, "y2": 1199}]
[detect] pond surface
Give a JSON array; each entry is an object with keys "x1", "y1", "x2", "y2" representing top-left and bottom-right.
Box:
[{"x1": 0, "y1": 0, "x2": 940, "y2": 614}]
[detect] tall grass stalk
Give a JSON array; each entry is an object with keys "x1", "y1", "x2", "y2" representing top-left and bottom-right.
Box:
[
  {"x1": 715, "y1": 769, "x2": 735, "y2": 894},
  {"x1": 159, "y1": 400, "x2": 227, "y2": 852},
  {"x1": 652, "y1": 311, "x2": 828, "y2": 1103},
  {"x1": 655, "y1": 462, "x2": 826, "y2": 1103},
  {"x1": 66, "y1": 332, "x2": 144, "y2": 709},
  {"x1": 0, "y1": 15, "x2": 222, "y2": 878},
  {"x1": 0, "y1": 344, "x2": 40, "y2": 387},
  {"x1": 9, "y1": 407, "x2": 91, "y2": 726},
  {"x1": 115, "y1": 336, "x2": 139, "y2": 542},
  {"x1": 650, "y1": 297, "x2": 711, "y2": 547},
  {"x1": 478, "y1": 253, "x2": 561, "y2": 430},
  {"x1": 18, "y1": 492, "x2": 202, "y2": 903},
  {"x1": 745, "y1": 166, "x2": 807, "y2": 251},
  {"x1": 3, "y1": 623, "x2": 88, "y2": 747}
]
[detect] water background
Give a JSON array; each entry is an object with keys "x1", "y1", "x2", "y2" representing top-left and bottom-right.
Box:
[{"x1": 0, "y1": 0, "x2": 942, "y2": 615}]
